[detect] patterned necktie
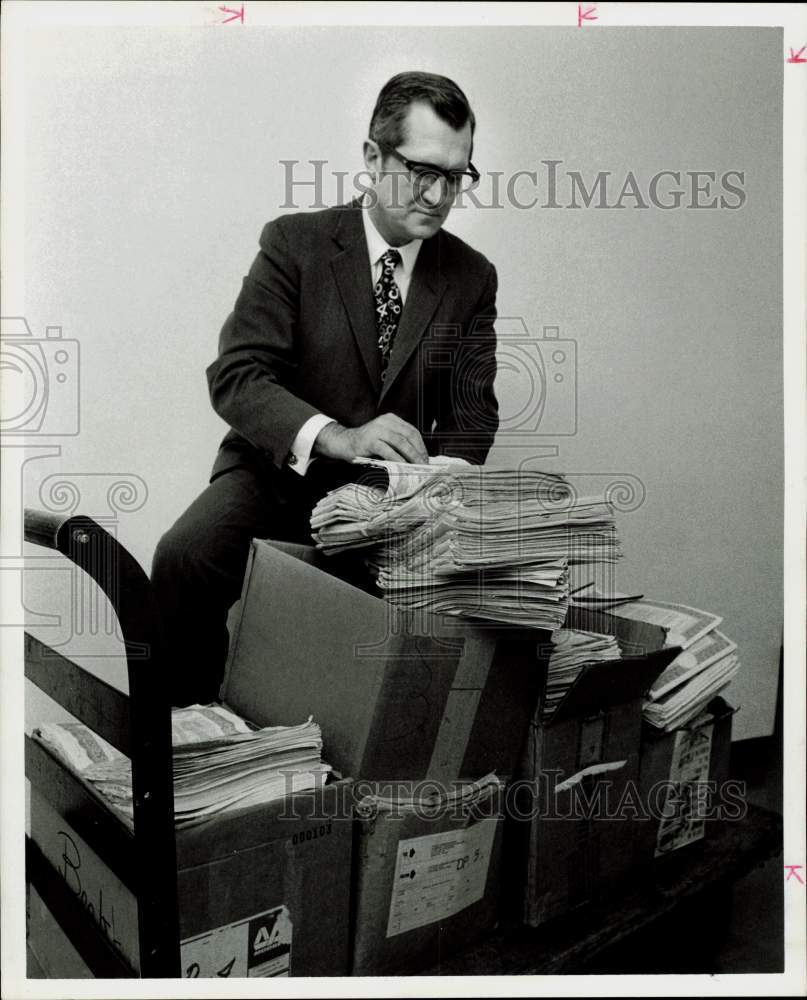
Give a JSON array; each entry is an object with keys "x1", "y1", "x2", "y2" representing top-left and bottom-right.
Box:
[{"x1": 374, "y1": 249, "x2": 403, "y2": 379}]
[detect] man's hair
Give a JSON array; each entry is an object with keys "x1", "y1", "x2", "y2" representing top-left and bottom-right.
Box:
[{"x1": 369, "y1": 71, "x2": 476, "y2": 151}]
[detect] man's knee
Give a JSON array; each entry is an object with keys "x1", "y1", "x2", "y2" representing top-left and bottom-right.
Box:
[
  {"x1": 152, "y1": 524, "x2": 184, "y2": 585},
  {"x1": 151, "y1": 496, "x2": 254, "y2": 591},
  {"x1": 151, "y1": 516, "x2": 209, "y2": 585}
]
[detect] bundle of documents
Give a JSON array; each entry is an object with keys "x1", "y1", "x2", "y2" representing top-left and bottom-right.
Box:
[
  {"x1": 33, "y1": 704, "x2": 331, "y2": 829},
  {"x1": 373, "y1": 560, "x2": 570, "y2": 628},
  {"x1": 643, "y1": 629, "x2": 739, "y2": 731},
  {"x1": 600, "y1": 598, "x2": 723, "y2": 652},
  {"x1": 311, "y1": 461, "x2": 578, "y2": 553},
  {"x1": 311, "y1": 460, "x2": 621, "y2": 628},
  {"x1": 543, "y1": 628, "x2": 622, "y2": 718},
  {"x1": 354, "y1": 771, "x2": 503, "y2": 818}
]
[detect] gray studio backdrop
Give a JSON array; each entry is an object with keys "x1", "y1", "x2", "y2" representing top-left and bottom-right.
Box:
[{"x1": 20, "y1": 26, "x2": 782, "y2": 740}]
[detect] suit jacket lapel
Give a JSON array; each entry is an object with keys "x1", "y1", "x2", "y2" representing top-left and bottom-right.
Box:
[
  {"x1": 379, "y1": 232, "x2": 448, "y2": 403},
  {"x1": 330, "y1": 206, "x2": 383, "y2": 392}
]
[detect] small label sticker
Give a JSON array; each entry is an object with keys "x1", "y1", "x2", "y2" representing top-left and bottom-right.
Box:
[
  {"x1": 386, "y1": 819, "x2": 497, "y2": 937},
  {"x1": 655, "y1": 723, "x2": 713, "y2": 856},
  {"x1": 181, "y1": 905, "x2": 292, "y2": 978}
]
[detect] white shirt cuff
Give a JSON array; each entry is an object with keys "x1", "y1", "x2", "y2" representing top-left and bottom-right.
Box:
[{"x1": 287, "y1": 414, "x2": 336, "y2": 476}]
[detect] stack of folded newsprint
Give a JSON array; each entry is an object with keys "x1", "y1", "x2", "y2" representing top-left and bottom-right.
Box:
[
  {"x1": 558, "y1": 593, "x2": 740, "y2": 730},
  {"x1": 643, "y1": 625, "x2": 739, "y2": 731},
  {"x1": 543, "y1": 628, "x2": 623, "y2": 719},
  {"x1": 32, "y1": 704, "x2": 331, "y2": 829},
  {"x1": 311, "y1": 460, "x2": 621, "y2": 630}
]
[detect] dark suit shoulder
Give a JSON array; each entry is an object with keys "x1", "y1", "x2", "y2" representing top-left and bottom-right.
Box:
[
  {"x1": 436, "y1": 226, "x2": 496, "y2": 279},
  {"x1": 259, "y1": 204, "x2": 351, "y2": 250}
]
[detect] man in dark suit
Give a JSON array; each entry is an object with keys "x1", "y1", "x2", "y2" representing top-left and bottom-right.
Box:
[{"x1": 152, "y1": 72, "x2": 499, "y2": 705}]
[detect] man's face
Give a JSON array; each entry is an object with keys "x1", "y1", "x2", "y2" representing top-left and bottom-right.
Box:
[{"x1": 365, "y1": 101, "x2": 473, "y2": 245}]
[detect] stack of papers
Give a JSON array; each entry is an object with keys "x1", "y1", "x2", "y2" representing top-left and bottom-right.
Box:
[
  {"x1": 643, "y1": 629, "x2": 739, "y2": 731},
  {"x1": 311, "y1": 461, "x2": 621, "y2": 629},
  {"x1": 33, "y1": 704, "x2": 331, "y2": 829},
  {"x1": 373, "y1": 559, "x2": 570, "y2": 628},
  {"x1": 355, "y1": 772, "x2": 503, "y2": 818},
  {"x1": 543, "y1": 628, "x2": 622, "y2": 718},
  {"x1": 604, "y1": 599, "x2": 722, "y2": 651}
]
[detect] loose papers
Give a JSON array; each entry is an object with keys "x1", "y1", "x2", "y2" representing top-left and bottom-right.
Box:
[
  {"x1": 33, "y1": 704, "x2": 331, "y2": 829},
  {"x1": 311, "y1": 461, "x2": 621, "y2": 629}
]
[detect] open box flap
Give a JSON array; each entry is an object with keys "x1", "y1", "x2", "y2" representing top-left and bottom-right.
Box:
[
  {"x1": 221, "y1": 540, "x2": 391, "y2": 728},
  {"x1": 547, "y1": 646, "x2": 682, "y2": 724}
]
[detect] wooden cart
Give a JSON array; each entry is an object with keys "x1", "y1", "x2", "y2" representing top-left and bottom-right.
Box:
[
  {"x1": 25, "y1": 507, "x2": 180, "y2": 976},
  {"x1": 23, "y1": 507, "x2": 783, "y2": 978}
]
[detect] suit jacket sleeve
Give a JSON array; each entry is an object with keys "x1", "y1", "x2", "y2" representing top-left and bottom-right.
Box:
[
  {"x1": 206, "y1": 219, "x2": 319, "y2": 470},
  {"x1": 429, "y1": 261, "x2": 499, "y2": 464}
]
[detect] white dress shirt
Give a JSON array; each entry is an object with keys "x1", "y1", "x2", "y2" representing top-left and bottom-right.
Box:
[{"x1": 287, "y1": 208, "x2": 422, "y2": 474}]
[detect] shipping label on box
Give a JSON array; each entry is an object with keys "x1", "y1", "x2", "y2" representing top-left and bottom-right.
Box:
[
  {"x1": 180, "y1": 905, "x2": 292, "y2": 978},
  {"x1": 351, "y1": 776, "x2": 504, "y2": 975},
  {"x1": 386, "y1": 818, "x2": 497, "y2": 937},
  {"x1": 654, "y1": 722, "x2": 714, "y2": 856}
]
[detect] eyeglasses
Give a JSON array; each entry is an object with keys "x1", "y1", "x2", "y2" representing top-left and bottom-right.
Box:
[{"x1": 379, "y1": 145, "x2": 480, "y2": 199}]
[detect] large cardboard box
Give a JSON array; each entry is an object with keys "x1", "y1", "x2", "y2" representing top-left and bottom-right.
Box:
[
  {"x1": 350, "y1": 776, "x2": 505, "y2": 975},
  {"x1": 635, "y1": 695, "x2": 735, "y2": 862},
  {"x1": 28, "y1": 773, "x2": 354, "y2": 977},
  {"x1": 222, "y1": 539, "x2": 551, "y2": 784},
  {"x1": 512, "y1": 645, "x2": 678, "y2": 927}
]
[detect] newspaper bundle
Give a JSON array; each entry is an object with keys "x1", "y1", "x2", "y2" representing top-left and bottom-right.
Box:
[
  {"x1": 643, "y1": 628, "x2": 739, "y2": 731},
  {"x1": 543, "y1": 628, "x2": 623, "y2": 718},
  {"x1": 33, "y1": 704, "x2": 331, "y2": 829},
  {"x1": 311, "y1": 460, "x2": 621, "y2": 629}
]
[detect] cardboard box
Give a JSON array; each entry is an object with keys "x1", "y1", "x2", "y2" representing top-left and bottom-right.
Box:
[
  {"x1": 635, "y1": 695, "x2": 735, "y2": 862},
  {"x1": 222, "y1": 539, "x2": 551, "y2": 784},
  {"x1": 28, "y1": 775, "x2": 354, "y2": 977},
  {"x1": 350, "y1": 776, "x2": 505, "y2": 975},
  {"x1": 512, "y1": 645, "x2": 678, "y2": 927},
  {"x1": 566, "y1": 604, "x2": 668, "y2": 657}
]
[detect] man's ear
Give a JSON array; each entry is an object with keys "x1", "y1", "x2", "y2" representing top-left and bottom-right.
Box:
[{"x1": 363, "y1": 139, "x2": 382, "y2": 179}]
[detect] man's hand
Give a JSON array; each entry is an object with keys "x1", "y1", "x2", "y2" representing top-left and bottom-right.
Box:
[{"x1": 313, "y1": 415, "x2": 429, "y2": 464}]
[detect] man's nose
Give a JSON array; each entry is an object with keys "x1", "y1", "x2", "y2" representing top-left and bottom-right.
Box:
[{"x1": 419, "y1": 177, "x2": 448, "y2": 209}]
